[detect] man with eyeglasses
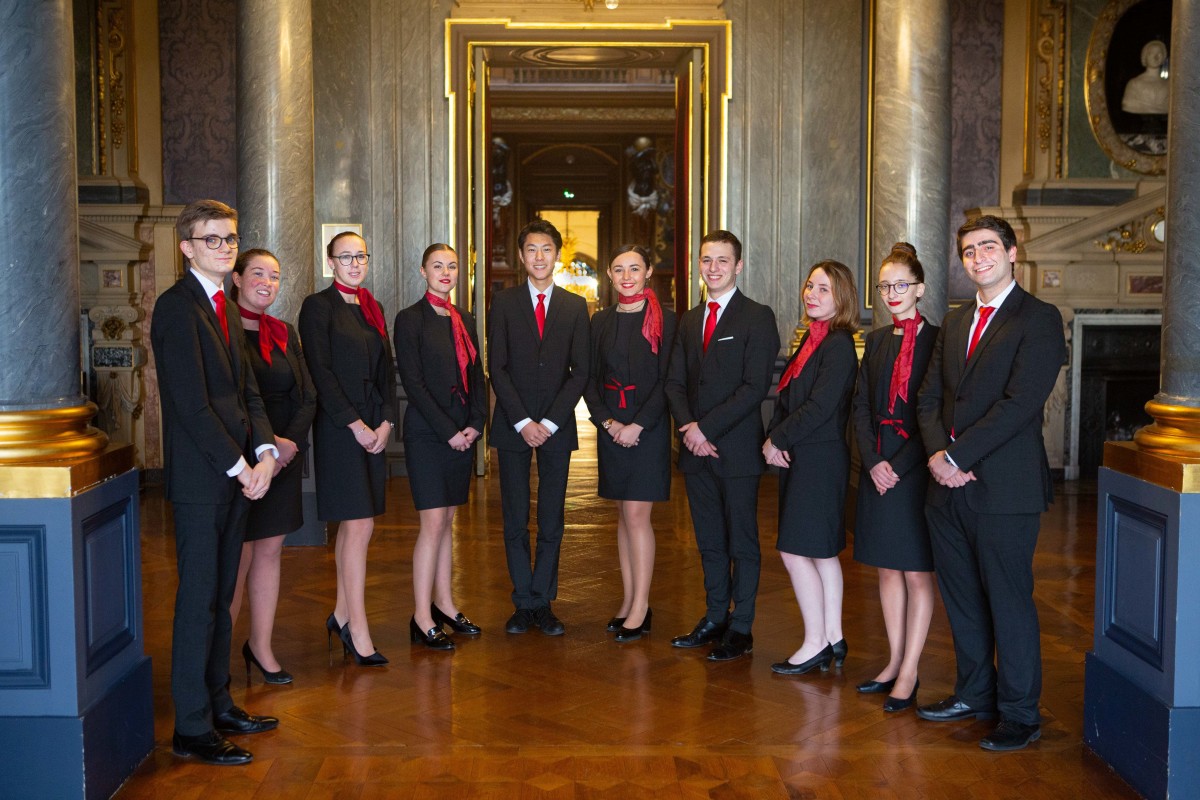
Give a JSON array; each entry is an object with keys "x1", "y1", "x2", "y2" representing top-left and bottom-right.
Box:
[
  {"x1": 150, "y1": 199, "x2": 281, "y2": 766},
  {"x1": 915, "y1": 215, "x2": 1066, "y2": 752}
]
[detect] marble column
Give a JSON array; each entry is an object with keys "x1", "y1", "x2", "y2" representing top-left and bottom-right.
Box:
[
  {"x1": 236, "y1": 0, "x2": 316, "y2": 321},
  {"x1": 869, "y1": 0, "x2": 952, "y2": 327},
  {"x1": 0, "y1": 0, "x2": 105, "y2": 460}
]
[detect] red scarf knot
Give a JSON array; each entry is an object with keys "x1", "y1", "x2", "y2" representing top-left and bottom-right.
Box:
[
  {"x1": 334, "y1": 280, "x2": 387, "y2": 340},
  {"x1": 777, "y1": 319, "x2": 830, "y2": 392},
  {"x1": 618, "y1": 288, "x2": 664, "y2": 354},
  {"x1": 237, "y1": 304, "x2": 288, "y2": 365},
  {"x1": 425, "y1": 292, "x2": 479, "y2": 393},
  {"x1": 888, "y1": 312, "x2": 922, "y2": 414}
]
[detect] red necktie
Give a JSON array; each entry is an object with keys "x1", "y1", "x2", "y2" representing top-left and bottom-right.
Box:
[
  {"x1": 702, "y1": 301, "x2": 719, "y2": 351},
  {"x1": 212, "y1": 290, "x2": 230, "y2": 345},
  {"x1": 966, "y1": 306, "x2": 994, "y2": 361},
  {"x1": 536, "y1": 293, "x2": 546, "y2": 338}
]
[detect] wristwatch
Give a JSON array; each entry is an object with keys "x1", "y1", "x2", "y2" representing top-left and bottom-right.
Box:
[{"x1": 602, "y1": 418, "x2": 615, "y2": 430}]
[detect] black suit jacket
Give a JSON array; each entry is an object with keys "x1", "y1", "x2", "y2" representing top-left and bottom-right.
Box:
[
  {"x1": 583, "y1": 304, "x2": 678, "y2": 430},
  {"x1": 248, "y1": 322, "x2": 316, "y2": 450},
  {"x1": 664, "y1": 289, "x2": 780, "y2": 477},
  {"x1": 299, "y1": 284, "x2": 399, "y2": 430},
  {"x1": 150, "y1": 271, "x2": 275, "y2": 503},
  {"x1": 767, "y1": 328, "x2": 858, "y2": 451},
  {"x1": 488, "y1": 284, "x2": 590, "y2": 453},
  {"x1": 393, "y1": 298, "x2": 487, "y2": 441},
  {"x1": 917, "y1": 283, "x2": 1066, "y2": 514}
]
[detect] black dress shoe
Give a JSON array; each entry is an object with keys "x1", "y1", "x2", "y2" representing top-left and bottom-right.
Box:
[
  {"x1": 771, "y1": 644, "x2": 833, "y2": 675},
  {"x1": 916, "y1": 695, "x2": 996, "y2": 722},
  {"x1": 605, "y1": 616, "x2": 626, "y2": 633},
  {"x1": 243, "y1": 640, "x2": 293, "y2": 685},
  {"x1": 172, "y1": 731, "x2": 252, "y2": 765},
  {"x1": 432, "y1": 604, "x2": 481, "y2": 635},
  {"x1": 534, "y1": 605, "x2": 565, "y2": 636},
  {"x1": 856, "y1": 677, "x2": 897, "y2": 694},
  {"x1": 410, "y1": 616, "x2": 454, "y2": 650},
  {"x1": 979, "y1": 719, "x2": 1041, "y2": 751},
  {"x1": 707, "y1": 629, "x2": 753, "y2": 661},
  {"x1": 830, "y1": 638, "x2": 848, "y2": 667},
  {"x1": 337, "y1": 624, "x2": 389, "y2": 666},
  {"x1": 883, "y1": 679, "x2": 919, "y2": 712},
  {"x1": 213, "y1": 706, "x2": 279, "y2": 735},
  {"x1": 505, "y1": 609, "x2": 533, "y2": 634},
  {"x1": 614, "y1": 608, "x2": 652, "y2": 642},
  {"x1": 671, "y1": 617, "x2": 727, "y2": 649}
]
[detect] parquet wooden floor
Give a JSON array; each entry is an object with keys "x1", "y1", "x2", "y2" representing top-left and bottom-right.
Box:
[{"x1": 115, "y1": 417, "x2": 1139, "y2": 799}]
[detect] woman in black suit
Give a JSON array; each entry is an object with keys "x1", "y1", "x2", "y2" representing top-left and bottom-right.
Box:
[
  {"x1": 299, "y1": 232, "x2": 397, "y2": 666},
  {"x1": 850, "y1": 242, "x2": 937, "y2": 712},
  {"x1": 583, "y1": 244, "x2": 677, "y2": 642},
  {"x1": 393, "y1": 244, "x2": 486, "y2": 651},
  {"x1": 764, "y1": 260, "x2": 859, "y2": 675},
  {"x1": 228, "y1": 249, "x2": 316, "y2": 684}
]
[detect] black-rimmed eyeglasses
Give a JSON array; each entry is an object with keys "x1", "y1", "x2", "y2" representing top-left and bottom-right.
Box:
[
  {"x1": 876, "y1": 281, "x2": 919, "y2": 295},
  {"x1": 189, "y1": 234, "x2": 240, "y2": 250},
  {"x1": 334, "y1": 253, "x2": 370, "y2": 266}
]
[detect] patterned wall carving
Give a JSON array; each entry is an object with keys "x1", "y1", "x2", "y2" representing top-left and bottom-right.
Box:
[
  {"x1": 158, "y1": 0, "x2": 237, "y2": 204},
  {"x1": 948, "y1": 0, "x2": 1003, "y2": 300}
]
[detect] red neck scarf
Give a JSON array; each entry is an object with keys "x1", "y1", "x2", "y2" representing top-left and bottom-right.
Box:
[
  {"x1": 887, "y1": 312, "x2": 922, "y2": 414},
  {"x1": 777, "y1": 319, "x2": 830, "y2": 392},
  {"x1": 425, "y1": 292, "x2": 478, "y2": 391},
  {"x1": 617, "y1": 288, "x2": 664, "y2": 354},
  {"x1": 334, "y1": 280, "x2": 387, "y2": 339},
  {"x1": 237, "y1": 304, "x2": 289, "y2": 365}
]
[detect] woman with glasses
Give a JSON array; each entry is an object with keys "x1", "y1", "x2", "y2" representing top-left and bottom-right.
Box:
[
  {"x1": 763, "y1": 260, "x2": 859, "y2": 677},
  {"x1": 850, "y1": 242, "x2": 938, "y2": 712},
  {"x1": 393, "y1": 244, "x2": 486, "y2": 651},
  {"x1": 583, "y1": 244, "x2": 677, "y2": 643},
  {"x1": 228, "y1": 248, "x2": 316, "y2": 685},
  {"x1": 299, "y1": 232, "x2": 397, "y2": 666}
]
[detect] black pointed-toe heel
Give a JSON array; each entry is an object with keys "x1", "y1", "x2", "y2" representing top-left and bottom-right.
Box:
[
  {"x1": 771, "y1": 644, "x2": 835, "y2": 675},
  {"x1": 605, "y1": 616, "x2": 626, "y2": 633},
  {"x1": 243, "y1": 640, "x2": 293, "y2": 685},
  {"x1": 410, "y1": 616, "x2": 455, "y2": 650},
  {"x1": 830, "y1": 638, "x2": 848, "y2": 667},
  {"x1": 431, "y1": 604, "x2": 481, "y2": 635},
  {"x1": 337, "y1": 623, "x2": 388, "y2": 666},
  {"x1": 883, "y1": 679, "x2": 919, "y2": 712},
  {"x1": 614, "y1": 608, "x2": 653, "y2": 642},
  {"x1": 325, "y1": 613, "x2": 344, "y2": 655}
]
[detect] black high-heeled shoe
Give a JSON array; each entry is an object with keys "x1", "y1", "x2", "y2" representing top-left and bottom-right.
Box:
[
  {"x1": 614, "y1": 608, "x2": 652, "y2": 642},
  {"x1": 883, "y1": 679, "x2": 919, "y2": 712},
  {"x1": 325, "y1": 613, "x2": 343, "y2": 655},
  {"x1": 243, "y1": 640, "x2": 293, "y2": 685},
  {"x1": 605, "y1": 616, "x2": 626, "y2": 633},
  {"x1": 338, "y1": 623, "x2": 388, "y2": 666},
  {"x1": 410, "y1": 617, "x2": 454, "y2": 650},
  {"x1": 771, "y1": 644, "x2": 834, "y2": 675},
  {"x1": 830, "y1": 638, "x2": 848, "y2": 667},
  {"x1": 431, "y1": 604, "x2": 481, "y2": 635}
]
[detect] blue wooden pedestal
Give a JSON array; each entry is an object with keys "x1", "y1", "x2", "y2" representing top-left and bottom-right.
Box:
[
  {"x1": 1085, "y1": 466, "x2": 1200, "y2": 800},
  {"x1": 0, "y1": 467, "x2": 153, "y2": 799}
]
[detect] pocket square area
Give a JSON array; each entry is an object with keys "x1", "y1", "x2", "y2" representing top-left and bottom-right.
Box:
[{"x1": 717, "y1": 336, "x2": 734, "y2": 341}]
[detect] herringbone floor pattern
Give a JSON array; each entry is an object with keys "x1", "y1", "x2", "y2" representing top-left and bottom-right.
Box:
[{"x1": 116, "y1": 419, "x2": 1137, "y2": 799}]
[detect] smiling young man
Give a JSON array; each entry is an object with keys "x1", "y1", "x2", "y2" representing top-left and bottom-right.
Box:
[
  {"x1": 488, "y1": 219, "x2": 590, "y2": 636},
  {"x1": 916, "y1": 215, "x2": 1066, "y2": 751},
  {"x1": 150, "y1": 200, "x2": 280, "y2": 766},
  {"x1": 664, "y1": 229, "x2": 780, "y2": 661}
]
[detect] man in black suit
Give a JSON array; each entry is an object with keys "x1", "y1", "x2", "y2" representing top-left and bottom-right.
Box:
[
  {"x1": 915, "y1": 215, "x2": 1066, "y2": 751},
  {"x1": 664, "y1": 230, "x2": 780, "y2": 661},
  {"x1": 150, "y1": 200, "x2": 280, "y2": 765},
  {"x1": 488, "y1": 219, "x2": 590, "y2": 636}
]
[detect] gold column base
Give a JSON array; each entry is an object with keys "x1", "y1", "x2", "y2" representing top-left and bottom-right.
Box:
[
  {"x1": 0, "y1": 402, "x2": 109, "y2": 464},
  {"x1": 0, "y1": 441, "x2": 135, "y2": 499},
  {"x1": 1104, "y1": 441, "x2": 1200, "y2": 494}
]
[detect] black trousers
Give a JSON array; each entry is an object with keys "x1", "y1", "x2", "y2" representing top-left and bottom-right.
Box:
[
  {"x1": 497, "y1": 446, "x2": 571, "y2": 610},
  {"x1": 926, "y1": 491, "x2": 1042, "y2": 725},
  {"x1": 170, "y1": 494, "x2": 250, "y2": 735},
  {"x1": 683, "y1": 463, "x2": 762, "y2": 634}
]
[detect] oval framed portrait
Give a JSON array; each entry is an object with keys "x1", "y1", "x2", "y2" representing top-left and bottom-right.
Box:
[{"x1": 1084, "y1": 0, "x2": 1172, "y2": 175}]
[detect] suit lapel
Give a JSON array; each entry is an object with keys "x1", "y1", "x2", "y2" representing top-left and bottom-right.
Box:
[
  {"x1": 701, "y1": 290, "x2": 740, "y2": 362},
  {"x1": 958, "y1": 285, "x2": 1024, "y2": 385},
  {"x1": 185, "y1": 273, "x2": 236, "y2": 374}
]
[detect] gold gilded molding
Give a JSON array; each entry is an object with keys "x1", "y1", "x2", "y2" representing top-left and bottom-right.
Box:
[
  {"x1": 0, "y1": 443, "x2": 134, "y2": 499},
  {"x1": 105, "y1": 3, "x2": 127, "y2": 150},
  {"x1": 1093, "y1": 205, "x2": 1166, "y2": 253},
  {"x1": 1132, "y1": 401, "x2": 1200, "y2": 459},
  {"x1": 1033, "y1": 0, "x2": 1066, "y2": 177},
  {"x1": 0, "y1": 403, "x2": 109, "y2": 465},
  {"x1": 1104, "y1": 441, "x2": 1200, "y2": 494},
  {"x1": 494, "y1": 106, "x2": 674, "y2": 123}
]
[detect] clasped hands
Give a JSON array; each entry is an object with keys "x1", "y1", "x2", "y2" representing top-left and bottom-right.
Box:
[
  {"x1": 350, "y1": 419, "x2": 391, "y2": 455},
  {"x1": 448, "y1": 427, "x2": 481, "y2": 451},
  {"x1": 928, "y1": 449, "x2": 976, "y2": 488},
  {"x1": 238, "y1": 452, "x2": 275, "y2": 500},
  {"x1": 679, "y1": 421, "x2": 718, "y2": 458},
  {"x1": 762, "y1": 439, "x2": 789, "y2": 468},
  {"x1": 607, "y1": 420, "x2": 643, "y2": 448}
]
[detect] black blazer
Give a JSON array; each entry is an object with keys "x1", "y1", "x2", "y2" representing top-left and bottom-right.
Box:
[
  {"x1": 150, "y1": 271, "x2": 275, "y2": 503},
  {"x1": 487, "y1": 284, "x2": 590, "y2": 453},
  {"x1": 851, "y1": 322, "x2": 938, "y2": 477},
  {"x1": 767, "y1": 327, "x2": 858, "y2": 451},
  {"x1": 917, "y1": 283, "x2": 1066, "y2": 514},
  {"x1": 583, "y1": 304, "x2": 678, "y2": 430},
  {"x1": 664, "y1": 289, "x2": 780, "y2": 477},
  {"x1": 249, "y1": 322, "x2": 317, "y2": 450},
  {"x1": 393, "y1": 298, "x2": 487, "y2": 441},
  {"x1": 298, "y1": 284, "x2": 398, "y2": 430}
]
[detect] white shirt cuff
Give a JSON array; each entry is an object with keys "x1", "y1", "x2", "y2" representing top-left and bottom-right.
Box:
[
  {"x1": 514, "y1": 417, "x2": 532, "y2": 432},
  {"x1": 227, "y1": 456, "x2": 249, "y2": 477},
  {"x1": 541, "y1": 419, "x2": 559, "y2": 435}
]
